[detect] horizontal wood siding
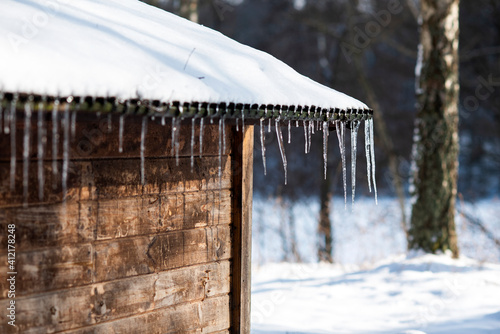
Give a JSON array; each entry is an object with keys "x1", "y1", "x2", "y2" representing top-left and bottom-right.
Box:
[{"x1": 0, "y1": 113, "x2": 244, "y2": 333}]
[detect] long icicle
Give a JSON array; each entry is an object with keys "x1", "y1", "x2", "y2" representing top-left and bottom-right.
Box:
[
  {"x1": 70, "y1": 111, "x2": 77, "y2": 141},
  {"x1": 303, "y1": 120, "x2": 308, "y2": 154},
  {"x1": 3, "y1": 94, "x2": 10, "y2": 134},
  {"x1": 10, "y1": 96, "x2": 18, "y2": 191},
  {"x1": 260, "y1": 118, "x2": 267, "y2": 175},
  {"x1": 322, "y1": 121, "x2": 328, "y2": 180},
  {"x1": 118, "y1": 114, "x2": 124, "y2": 153},
  {"x1": 199, "y1": 117, "x2": 204, "y2": 158},
  {"x1": 369, "y1": 118, "x2": 378, "y2": 204},
  {"x1": 0, "y1": 92, "x2": 3, "y2": 134},
  {"x1": 140, "y1": 116, "x2": 147, "y2": 186},
  {"x1": 364, "y1": 119, "x2": 372, "y2": 193},
  {"x1": 174, "y1": 118, "x2": 180, "y2": 166},
  {"x1": 351, "y1": 120, "x2": 360, "y2": 208},
  {"x1": 37, "y1": 99, "x2": 46, "y2": 201},
  {"x1": 218, "y1": 117, "x2": 222, "y2": 191},
  {"x1": 62, "y1": 99, "x2": 71, "y2": 206},
  {"x1": 288, "y1": 119, "x2": 291, "y2": 144},
  {"x1": 336, "y1": 120, "x2": 347, "y2": 209},
  {"x1": 51, "y1": 99, "x2": 60, "y2": 189},
  {"x1": 307, "y1": 121, "x2": 314, "y2": 153},
  {"x1": 22, "y1": 100, "x2": 32, "y2": 205},
  {"x1": 191, "y1": 117, "x2": 195, "y2": 171},
  {"x1": 275, "y1": 119, "x2": 288, "y2": 185}
]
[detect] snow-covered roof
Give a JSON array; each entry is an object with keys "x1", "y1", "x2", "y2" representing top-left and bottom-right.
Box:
[{"x1": 0, "y1": 0, "x2": 371, "y2": 120}]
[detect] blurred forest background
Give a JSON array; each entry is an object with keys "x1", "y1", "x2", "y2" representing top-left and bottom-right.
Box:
[{"x1": 142, "y1": 0, "x2": 500, "y2": 263}]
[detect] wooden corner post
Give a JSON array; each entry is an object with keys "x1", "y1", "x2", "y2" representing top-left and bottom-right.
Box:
[{"x1": 230, "y1": 124, "x2": 253, "y2": 333}]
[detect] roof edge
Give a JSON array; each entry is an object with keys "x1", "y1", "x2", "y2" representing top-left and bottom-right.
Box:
[{"x1": 0, "y1": 91, "x2": 373, "y2": 123}]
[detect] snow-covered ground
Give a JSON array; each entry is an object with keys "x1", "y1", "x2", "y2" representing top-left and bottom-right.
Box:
[{"x1": 251, "y1": 197, "x2": 500, "y2": 333}]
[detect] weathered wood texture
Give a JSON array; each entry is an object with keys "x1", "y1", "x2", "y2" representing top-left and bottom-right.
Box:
[
  {"x1": 0, "y1": 113, "x2": 253, "y2": 333},
  {"x1": 230, "y1": 126, "x2": 254, "y2": 333}
]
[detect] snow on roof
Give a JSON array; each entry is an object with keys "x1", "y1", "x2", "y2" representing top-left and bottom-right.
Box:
[{"x1": 0, "y1": 0, "x2": 369, "y2": 113}]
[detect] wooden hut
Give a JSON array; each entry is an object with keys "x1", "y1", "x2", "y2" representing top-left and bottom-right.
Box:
[{"x1": 0, "y1": 1, "x2": 373, "y2": 333}]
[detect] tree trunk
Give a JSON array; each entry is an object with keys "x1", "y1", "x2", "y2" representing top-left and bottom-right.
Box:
[{"x1": 409, "y1": 0, "x2": 460, "y2": 257}]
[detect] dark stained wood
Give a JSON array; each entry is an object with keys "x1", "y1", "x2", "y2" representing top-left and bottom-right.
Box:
[
  {"x1": 0, "y1": 244, "x2": 93, "y2": 297},
  {"x1": 0, "y1": 112, "x2": 232, "y2": 162},
  {"x1": 0, "y1": 113, "x2": 250, "y2": 333},
  {"x1": 230, "y1": 125, "x2": 254, "y2": 333},
  {"x1": 94, "y1": 224, "x2": 231, "y2": 282},
  {"x1": 0, "y1": 156, "x2": 231, "y2": 208},
  {"x1": 0, "y1": 261, "x2": 231, "y2": 334},
  {"x1": 58, "y1": 295, "x2": 230, "y2": 334}
]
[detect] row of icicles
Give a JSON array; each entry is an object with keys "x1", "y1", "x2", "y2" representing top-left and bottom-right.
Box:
[{"x1": 0, "y1": 96, "x2": 377, "y2": 208}]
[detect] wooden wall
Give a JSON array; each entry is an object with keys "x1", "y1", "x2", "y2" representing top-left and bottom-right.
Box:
[{"x1": 0, "y1": 111, "x2": 253, "y2": 333}]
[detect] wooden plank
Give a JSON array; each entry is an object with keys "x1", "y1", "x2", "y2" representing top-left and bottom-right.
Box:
[
  {"x1": 91, "y1": 156, "x2": 231, "y2": 199},
  {"x1": 230, "y1": 125, "x2": 254, "y2": 333},
  {"x1": 94, "y1": 225, "x2": 231, "y2": 282},
  {"x1": 0, "y1": 261, "x2": 231, "y2": 334},
  {"x1": 0, "y1": 154, "x2": 231, "y2": 207},
  {"x1": 0, "y1": 201, "x2": 95, "y2": 251},
  {"x1": 57, "y1": 295, "x2": 230, "y2": 334},
  {"x1": 0, "y1": 244, "x2": 92, "y2": 297},
  {"x1": 0, "y1": 113, "x2": 232, "y2": 162}
]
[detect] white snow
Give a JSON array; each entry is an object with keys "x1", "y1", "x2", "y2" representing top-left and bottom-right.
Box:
[
  {"x1": 0, "y1": 0, "x2": 367, "y2": 111},
  {"x1": 251, "y1": 197, "x2": 500, "y2": 333},
  {"x1": 252, "y1": 253, "x2": 500, "y2": 334}
]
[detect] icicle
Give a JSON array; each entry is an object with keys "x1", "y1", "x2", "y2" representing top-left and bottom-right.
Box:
[
  {"x1": 287, "y1": 119, "x2": 291, "y2": 144},
  {"x1": 51, "y1": 99, "x2": 60, "y2": 188},
  {"x1": 322, "y1": 121, "x2": 328, "y2": 180},
  {"x1": 268, "y1": 118, "x2": 272, "y2": 133},
  {"x1": 351, "y1": 120, "x2": 360, "y2": 207},
  {"x1": 275, "y1": 119, "x2": 288, "y2": 185},
  {"x1": 303, "y1": 120, "x2": 308, "y2": 154},
  {"x1": 218, "y1": 117, "x2": 222, "y2": 186},
  {"x1": 0, "y1": 93, "x2": 3, "y2": 135},
  {"x1": 70, "y1": 111, "x2": 77, "y2": 141},
  {"x1": 3, "y1": 98, "x2": 10, "y2": 134},
  {"x1": 199, "y1": 117, "x2": 204, "y2": 158},
  {"x1": 369, "y1": 118, "x2": 378, "y2": 204},
  {"x1": 9, "y1": 96, "x2": 17, "y2": 191},
  {"x1": 140, "y1": 116, "x2": 147, "y2": 185},
  {"x1": 118, "y1": 114, "x2": 124, "y2": 153},
  {"x1": 235, "y1": 118, "x2": 239, "y2": 132},
  {"x1": 336, "y1": 120, "x2": 347, "y2": 209},
  {"x1": 37, "y1": 100, "x2": 45, "y2": 201},
  {"x1": 364, "y1": 120, "x2": 372, "y2": 193},
  {"x1": 259, "y1": 118, "x2": 267, "y2": 175},
  {"x1": 307, "y1": 121, "x2": 312, "y2": 153},
  {"x1": 62, "y1": 99, "x2": 71, "y2": 205},
  {"x1": 191, "y1": 117, "x2": 195, "y2": 171},
  {"x1": 242, "y1": 110, "x2": 245, "y2": 134},
  {"x1": 172, "y1": 116, "x2": 181, "y2": 165},
  {"x1": 161, "y1": 115, "x2": 166, "y2": 126},
  {"x1": 222, "y1": 117, "x2": 226, "y2": 155},
  {"x1": 295, "y1": 120, "x2": 299, "y2": 127},
  {"x1": 22, "y1": 100, "x2": 32, "y2": 205},
  {"x1": 107, "y1": 114, "x2": 112, "y2": 133},
  {"x1": 171, "y1": 117, "x2": 176, "y2": 155}
]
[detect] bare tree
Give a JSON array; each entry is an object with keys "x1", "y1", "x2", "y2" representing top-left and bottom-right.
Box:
[{"x1": 409, "y1": 0, "x2": 460, "y2": 257}]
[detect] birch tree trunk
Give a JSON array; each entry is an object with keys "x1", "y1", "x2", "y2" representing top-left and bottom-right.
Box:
[{"x1": 409, "y1": 0, "x2": 460, "y2": 257}]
